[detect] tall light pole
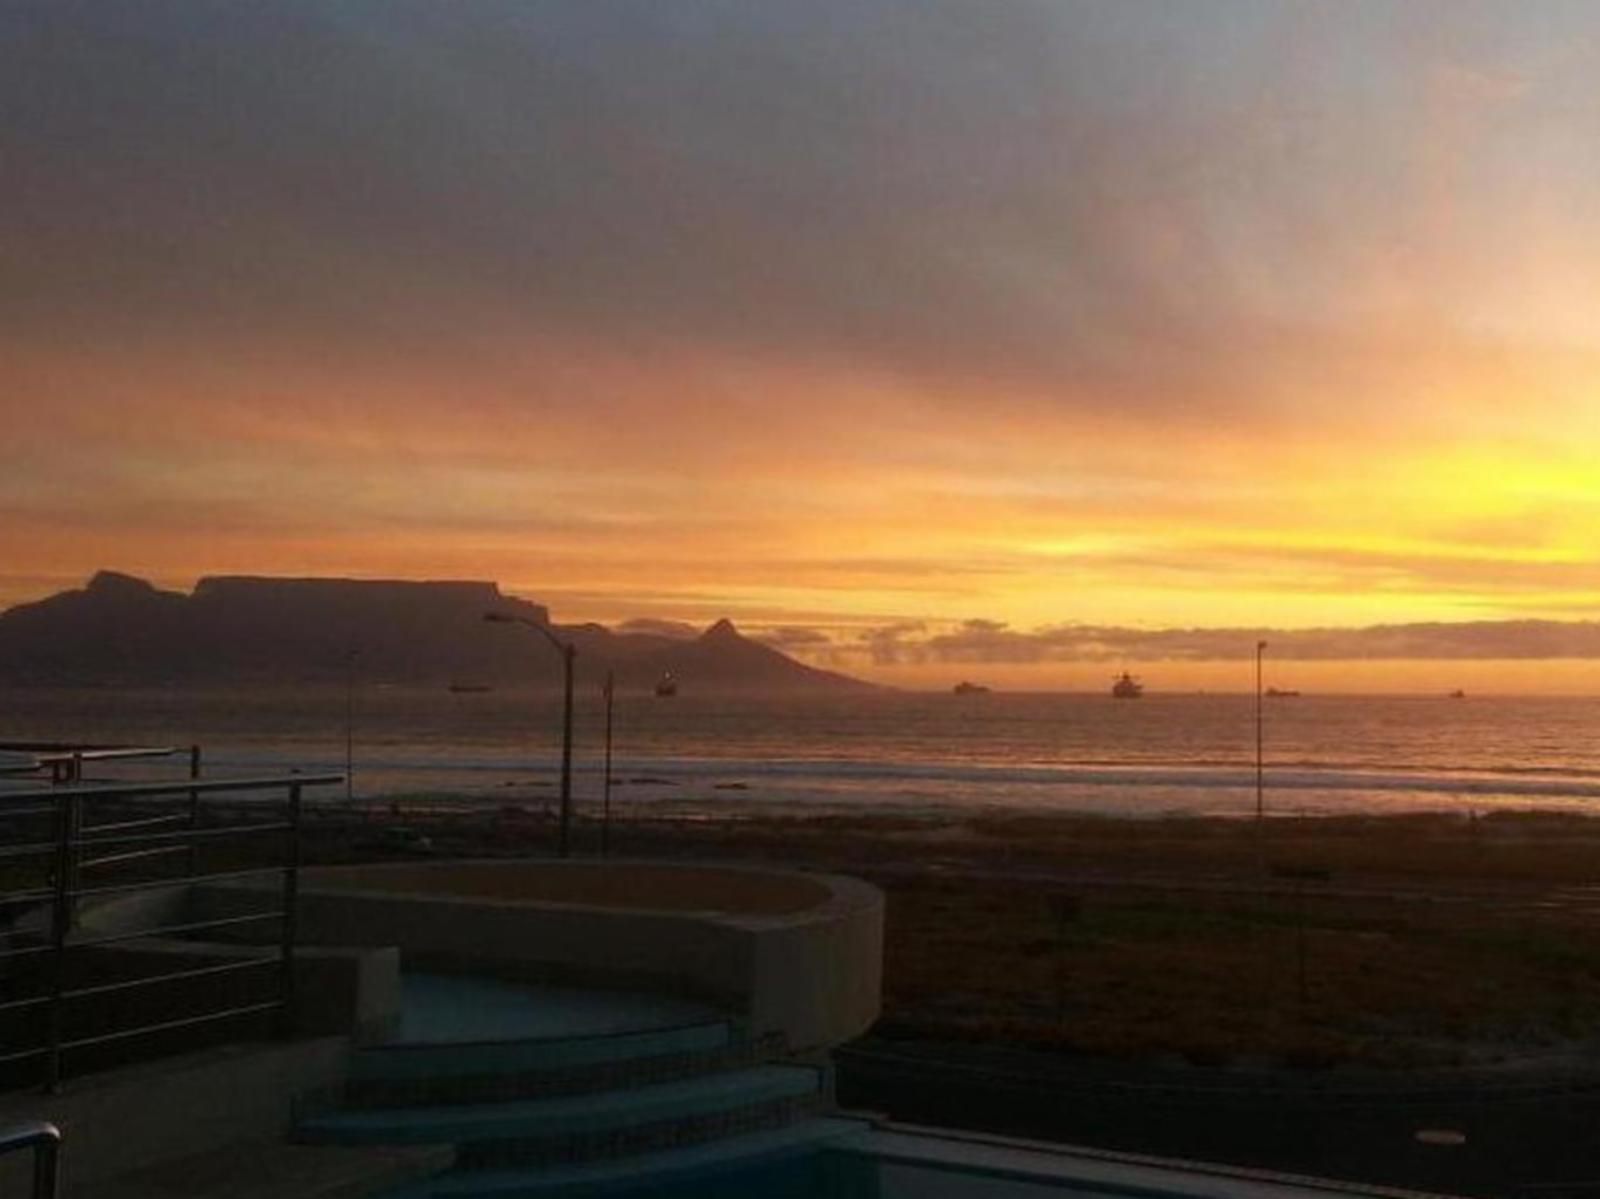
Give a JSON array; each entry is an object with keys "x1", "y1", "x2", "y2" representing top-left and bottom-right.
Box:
[
  {"x1": 601, "y1": 671, "x2": 614, "y2": 859},
  {"x1": 485, "y1": 612, "x2": 576, "y2": 858},
  {"x1": 345, "y1": 648, "x2": 358, "y2": 804},
  {"x1": 1255, "y1": 639, "x2": 1267, "y2": 821}
]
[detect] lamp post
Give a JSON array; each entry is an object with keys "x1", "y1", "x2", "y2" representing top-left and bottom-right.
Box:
[
  {"x1": 345, "y1": 648, "x2": 358, "y2": 804},
  {"x1": 601, "y1": 671, "x2": 614, "y2": 858},
  {"x1": 1255, "y1": 639, "x2": 1267, "y2": 821},
  {"x1": 485, "y1": 612, "x2": 576, "y2": 858}
]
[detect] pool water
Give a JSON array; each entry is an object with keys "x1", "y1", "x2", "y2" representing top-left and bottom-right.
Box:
[
  {"x1": 624, "y1": 1147, "x2": 1238, "y2": 1198},
  {"x1": 620, "y1": 1138, "x2": 1407, "y2": 1199}
]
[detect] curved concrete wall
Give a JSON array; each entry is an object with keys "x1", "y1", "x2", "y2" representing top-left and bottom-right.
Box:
[{"x1": 199, "y1": 859, "x2": 883, "y2": 1053}]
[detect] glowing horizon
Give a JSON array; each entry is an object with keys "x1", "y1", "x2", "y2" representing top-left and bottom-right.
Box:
[{"x1": 4, "y1": 2, "x2": 1598, "y2": 691}]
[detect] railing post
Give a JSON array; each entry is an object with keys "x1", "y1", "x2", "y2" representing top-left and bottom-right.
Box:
[
  {"x1": 278, "y1": 781, "x2": 302, "y2": 1037},
  {"x1": 45, "y1": 794, "x2": 76, "y2": 1093},
  {"x1": 0, "y1": 1122, "x2": 61, "y2": 1199},
  {"x1": 31, "y1": 1124, "x2": 59, "y2": 1199}
]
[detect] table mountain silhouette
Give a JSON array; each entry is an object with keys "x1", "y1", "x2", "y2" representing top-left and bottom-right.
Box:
[{"x1": 0, "y1": 572, "x2": 873, "y2": 692}]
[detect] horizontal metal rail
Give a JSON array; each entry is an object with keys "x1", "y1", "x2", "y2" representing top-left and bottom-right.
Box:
[
  {"x1": 60, "y1": 1000, "x2": 283, "y2": 1051},
  {"x1": 0, "y1": 841, "x2": 58, "y2": 862},
  {"x1": 71, "y1": 862, "x2": 294, "y2": 901},
  {"x1": 78, "y1": 844, "x2": 188, "y2": 871},
  {"x1": 0, "y1": 1119, "x2": 60, "y2": 1198},
  {"x1": 80, "y1": 811, "x2": 190, "y2": 836},
  {"x1": 77, "y1": 821, "x2": 292, "y2": 851},
  {"x1": 40, "y1": 774, "x2": 341, "y2": 801},
  {"x1": 0, "y1": 769, "x2": 338, "y2": 1092},
  {"x1": 0, "y1": 942, "x2": 54, "y2": 962},
  {"x1": 35, "y1": 746, "x2": 178, "y2": 765},
  {"x1": 0, "y1": 906, "x2": 285, "y2": 962},
  {"x1": 0, "y1": 804, "x2": 58, "y2": 819},
  {"x1": 71, "y1": 907, "x2": 286, "y2": 949},
  {"x1": 39, "y1": 745, "x2": 182, "y2": 785},
  {"x1": 0, "y1": 888, "x2": 56, "y2": 910},
  {"x1": 63, "y1": 956, "x2": 277, "y2": 1002},
  {"x1": 1, "y1": 1002, "x2": 283, "y2": 1064},
  {"x1": 0, "y1": 993, "x2": 52, "y2": 1013}
]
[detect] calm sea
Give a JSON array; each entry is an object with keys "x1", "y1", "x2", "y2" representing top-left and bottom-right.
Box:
[{"x1": 5, "y1": 686, "x2": 1600, "y2": 819}]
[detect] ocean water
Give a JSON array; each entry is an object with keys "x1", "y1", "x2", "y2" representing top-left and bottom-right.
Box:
[{"x1": 4, "y1": 686, "x2": 1600, "y2": 819}]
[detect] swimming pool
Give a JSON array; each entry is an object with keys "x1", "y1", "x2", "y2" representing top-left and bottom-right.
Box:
[{"x1": 605, "y1": 1124, "x2": 1435, "y2": 1199}]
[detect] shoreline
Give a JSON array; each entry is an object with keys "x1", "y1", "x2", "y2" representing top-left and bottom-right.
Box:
[
  {"x1": 302, "y1": 781, "x2": 1600, "y2": 834},
  {"x1": 310, "y1": 798, "x2": 1600, "y2": 884}
]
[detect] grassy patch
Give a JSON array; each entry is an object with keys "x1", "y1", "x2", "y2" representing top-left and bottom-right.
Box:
[{"x1": 873, "y1": 873, "x2": 1600, "y2": 1068}]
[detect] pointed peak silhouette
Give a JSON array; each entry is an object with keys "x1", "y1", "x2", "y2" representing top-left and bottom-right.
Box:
[
  {"x1": 87, "y1": 570, "x2": 159, "y2": 595},
  {"x1": 702, "y1": 618, "x2": 740, "y2": 641}
]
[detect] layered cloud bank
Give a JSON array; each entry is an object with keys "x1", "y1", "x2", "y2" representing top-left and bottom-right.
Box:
[
  {"x1": 778, "y1": 618, "x2": 1600, "y2": 667},
  {"x1": 4, "y1": 2, "x2": 1599, "y2": 647},
  {"x1": 752, "y1": 617, "x2": 1600, "y2": 693}
]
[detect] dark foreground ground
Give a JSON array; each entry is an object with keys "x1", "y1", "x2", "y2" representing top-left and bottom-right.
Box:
[
  {"x1": 837, "y1": 1037, "x2": 1600, "y2": 1199},
  {"x1": 308, "y1": 802, "x2": 1600, "y2": 1197}
]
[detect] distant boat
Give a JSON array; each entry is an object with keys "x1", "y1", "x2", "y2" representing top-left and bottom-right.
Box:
[
  {"x1": 448, "y1": 682, "x2": 493, "y2": 694},
  {"x1": 1111, "y1": 672, "x2": 1143, "y2": 699},
  {"x1": 1448, "y1": 689, "x2": 1467, "y2": 699},
  {"x1": 952, "y1": 681, "x2": 991, "y2": 695},
  {"x1": 1264, "y1": 687, "x2": 1300, "y2": 698},
  {"x1": 654, "y1": 672, "x2": 678, "y2": 698}
]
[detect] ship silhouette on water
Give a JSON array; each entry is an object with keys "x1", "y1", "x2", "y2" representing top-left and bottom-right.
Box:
[{"x1": 1111, "y1": 672, "x2": 1143, "y2": 698}]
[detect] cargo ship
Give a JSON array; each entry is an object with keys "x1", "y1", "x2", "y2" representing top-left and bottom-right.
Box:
[{"x1": 1111, "y1": 672, "x2": 1143, "y2": 698}]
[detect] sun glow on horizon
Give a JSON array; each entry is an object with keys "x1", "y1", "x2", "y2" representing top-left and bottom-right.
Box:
[{"x1": 4, "y1": 2, "x2": 1600, "y2": 691}]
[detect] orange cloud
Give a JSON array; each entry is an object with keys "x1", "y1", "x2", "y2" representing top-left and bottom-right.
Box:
[{"x1": 6, "y1": 1, "x2": 1600, "y2": 680}]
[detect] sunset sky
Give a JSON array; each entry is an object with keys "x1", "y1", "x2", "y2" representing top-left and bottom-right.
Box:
[{"x1": 4, "y1": 2, "x2": 1599, "y2": 689}]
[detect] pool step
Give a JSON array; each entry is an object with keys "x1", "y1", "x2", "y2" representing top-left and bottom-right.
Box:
[
  {"x1": 347, "y1": 1025, "x2": 769, "y2": 1107},
  {"x1": 455, "y1": 1092, "x2": 823, "y2": 1173},
  {"x1": 301, "y1": 973, "x2": 832, "y2": 1194},
  {"x1": 355, "y1": 1022, "x2": 734, "y2": 1082},
  {"x1": 384, "y1": 976, "x2": 723, "y2": 1052},
  {"x1": 301, "y1": 1064, "x2": 823, "y2": 1153},
  {"x1": 397, "y1": 1118, "x2": 869, "y2": 1198}
]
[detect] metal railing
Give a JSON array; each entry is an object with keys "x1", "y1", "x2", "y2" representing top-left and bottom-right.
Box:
[
  {"x1": 0, "y1": 1121, "x2": 60, "y2": 1198},
  {"x1": 0, "y1": 772, "x2": 342, "y2": 1092},
  {"x1": 0, "y1": 742, "x2": 187, "y2": 786}
]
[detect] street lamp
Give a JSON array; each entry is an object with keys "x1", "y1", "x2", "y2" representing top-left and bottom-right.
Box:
[
  {"x1": 1255, "y1": 639, "x2": 1267, "y2": 821},
  {"x1": 485, "y1": 611, "x2": 576, "y2": 858},
  {"x1": 601, "y1": 671, "x2": 614, "y2": 859},
  {"x1": 344, "y1": 648, "x2": 358, "y2": 804}
]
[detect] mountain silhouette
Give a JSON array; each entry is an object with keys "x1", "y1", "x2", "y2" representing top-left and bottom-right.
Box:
[
  {"x1": 0, "y1": 572, "x2": 873, "y2": 693},
  {"x1": 624, "y1": 617, "x2": 837, "y2": 690}
]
